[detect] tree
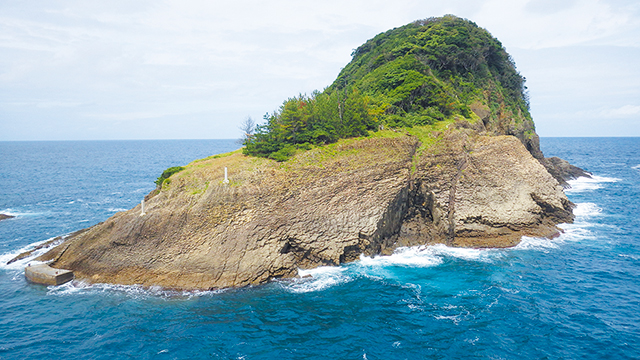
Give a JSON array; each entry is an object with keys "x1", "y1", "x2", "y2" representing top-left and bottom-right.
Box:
[{"x1": 238, "y1": 116, "x2": 256, "y2": 144}]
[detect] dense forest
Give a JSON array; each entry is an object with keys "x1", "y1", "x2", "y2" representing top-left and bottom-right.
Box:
[{"x1": 243, "y1": 15, "x2": 531, "y2": 161}]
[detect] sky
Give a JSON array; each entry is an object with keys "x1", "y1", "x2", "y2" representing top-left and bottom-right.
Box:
[{"x1": 1, "y1": 0, "x2": 639, "y2": 140}]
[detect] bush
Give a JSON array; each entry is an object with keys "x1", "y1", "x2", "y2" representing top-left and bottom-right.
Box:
[{"x1": 155, "y1": 166, "x2": 185, "y2": 187}]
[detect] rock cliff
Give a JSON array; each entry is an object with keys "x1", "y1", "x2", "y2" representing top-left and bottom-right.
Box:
[{"x1": 35, "y1": 129, "x2": 574, "y2": 290}]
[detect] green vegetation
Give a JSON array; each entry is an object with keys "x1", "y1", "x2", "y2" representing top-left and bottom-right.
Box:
[
  {"x1": 243, "y1": 89, "x2": 377, "y2": 161},
  {"x1": 243, "y1": 15, "x2": 531, "y2": 161},
  {"x1": 155, "y1": 166, "x2": 185, "y2": 187}
]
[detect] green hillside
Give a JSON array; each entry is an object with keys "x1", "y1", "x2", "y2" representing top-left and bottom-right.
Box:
[{"x1": 244, "y1": 15, "x2": 534, "y2": 161}]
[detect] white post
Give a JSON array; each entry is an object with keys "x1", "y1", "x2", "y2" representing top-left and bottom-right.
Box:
[
  {"x1": 223, "y1": 167, "x2": 229, "y2": 184},
  {"x1": 140, "y1": 199, "x2": 145, "y2": 216}
]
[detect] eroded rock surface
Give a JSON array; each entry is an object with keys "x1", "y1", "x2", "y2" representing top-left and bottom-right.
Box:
[
  {"x1": 37, "y1": 133, "x2": 574, "y2": 290},
  {"x1": 398, "y1": 132, "x2": 573, "y2": 249}
]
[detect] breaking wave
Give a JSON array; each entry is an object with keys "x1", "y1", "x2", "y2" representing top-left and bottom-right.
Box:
[
  {"x1": 0, "y1": 237, "x2": 62, "y2": 271},
  {"x1": 572, "y1": 202, "x2": 602, "y2": 217},
  {"x1": 565, "y1": 175, "x2": 619, "y2": 193},
  {"x1": 286, "y1": 266, "x2": 353, "y2": 293}
]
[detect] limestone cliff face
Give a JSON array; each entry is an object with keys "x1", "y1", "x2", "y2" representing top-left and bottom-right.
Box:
[{"x1": 36, "y1": 131, "x2": 574, "y2": 290}]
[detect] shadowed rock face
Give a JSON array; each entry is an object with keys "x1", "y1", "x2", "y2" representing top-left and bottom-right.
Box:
[
  {"x1": 398, "y1": 132, "x2": 573, "y2": 249},
  {"x1": 541, "y1": 156, "x2": 592, "y2": 188},
  {"x1": 36, "y1": 133, "x2": 574, "y2": 290}
]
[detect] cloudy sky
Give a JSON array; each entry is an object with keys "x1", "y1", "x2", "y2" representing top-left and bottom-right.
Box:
[{"x1": 1, "y1": 0, "x2": 639, "y2": 140}]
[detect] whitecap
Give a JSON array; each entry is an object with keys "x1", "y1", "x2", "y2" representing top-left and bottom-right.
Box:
[
  {"x1": 107, "y1": 208, "x2": 128, "y2": 212},
  {"x1": 513, "y1": 236, "x2": 560, "y2": 252},
  {"x1": 573, "y1": 202, "x2": 602, "y2": 217},
  {"x1": 565, "y1": 175, "x2": 619, "y2": 193},
  {"x1": 285, "y1": 266, "x2": 352, "y2": 293},
  {"x1": 632, "y1": 164, "x2": 640, "y2": 171},
  {"x1": 428, "y1": 244, "x2": 502, "y2": 263},
  {"x1": 359, "y1": 246, "x2": 443, "y2": 268}
]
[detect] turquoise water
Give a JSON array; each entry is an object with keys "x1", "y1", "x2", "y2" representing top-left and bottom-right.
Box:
[{"x1": 0, "y1": 138, "x2": 638, "y2": 359}]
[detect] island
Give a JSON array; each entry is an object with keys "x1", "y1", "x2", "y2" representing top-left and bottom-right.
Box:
[{"x1": 25, "y1": 15, "x2": 588, "y2": 289}]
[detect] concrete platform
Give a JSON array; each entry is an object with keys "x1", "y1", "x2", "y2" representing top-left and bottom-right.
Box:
[{"x1": 25, "y1": 264, "x2": 74, "y2": 286}]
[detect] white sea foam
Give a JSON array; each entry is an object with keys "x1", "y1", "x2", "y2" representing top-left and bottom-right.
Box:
[
  {"x1": 287, "y1": 266, "x2": 352, "y2": 293},
  {"x1": 429, "y1": 244, "x2": 502, "y2": 262},
  {"x1": 557, "y1": 224, "x2": 594, "y2": 239},
  {"x1": 565, "y1": 175, "x2": 619, "y2": 193},
  {"x1": 632, "y1": 164, "x2": 640, "y2": 171},
  {"x1": 573, "y1": 202, "x2": 602, "y2": 217},
  {"x1": 107, "y1": 208, "x2": 128, "y2": 212},
  {"x1": 359, "y1": 246, "x2": 443, "y2": 268},
  {"x1": 284, "y1": 243, "x2": 509, "y2": 293},
  {"x1": 0, "y1": 208, "x2": 42, "y2": 217},
  {"x1": 358, "y1": 244, "x2": 502, "y2": 269},
  {"x1": 503, "y1": 202, "x2": 603, "y2": 252},
  {"x1": 46, "y1": 280, "x2": 225, "y2": 299},
  {"x1": 513, "y1": 236, "x2": 561, "y2": 252},
  {"x1": 0, "y1": 237, "x2": 62, "y2": 270}
]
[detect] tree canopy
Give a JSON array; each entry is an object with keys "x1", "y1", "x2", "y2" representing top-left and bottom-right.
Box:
[{"x1": 243, "y1": 15, "x2": 531, "y2": 161}]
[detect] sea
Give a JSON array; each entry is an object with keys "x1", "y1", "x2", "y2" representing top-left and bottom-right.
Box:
[{"x1": 0, "y1": 138, "x2": 638, "y2": 359}]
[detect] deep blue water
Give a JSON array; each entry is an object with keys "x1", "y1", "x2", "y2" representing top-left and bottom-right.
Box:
[{"x1": 0, "y1": 138, "x2": 639, "y2": 359}]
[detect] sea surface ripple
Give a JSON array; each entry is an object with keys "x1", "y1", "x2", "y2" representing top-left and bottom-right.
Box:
[{"x1": 0, "y1": 138, "x2": 639, "y2": 359}]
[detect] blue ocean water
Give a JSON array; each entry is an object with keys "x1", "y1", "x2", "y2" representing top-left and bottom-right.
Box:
[{"x1": 0, "y1": 138, "x2": 639, "y2": 359}]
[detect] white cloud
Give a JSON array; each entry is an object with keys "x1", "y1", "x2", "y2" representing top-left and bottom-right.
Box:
[
  {"x1": 599, "y1": 105, "x2": 640, "y2": 118},
  {"x1": 473, "y1": 0, "x2": 637, "y2": 50},
  {"x1": 1, "y1": 0, "x2": 639, "y2": 139}
]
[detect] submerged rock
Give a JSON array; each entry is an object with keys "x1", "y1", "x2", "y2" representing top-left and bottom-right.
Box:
[{"x1": 38, "y1": 132, "x2": 574, "y2": 290}]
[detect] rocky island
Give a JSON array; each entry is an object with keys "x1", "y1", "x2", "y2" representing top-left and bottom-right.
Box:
[{"x1": 27, "y1": 15, "x2": 588, "y2": 290}]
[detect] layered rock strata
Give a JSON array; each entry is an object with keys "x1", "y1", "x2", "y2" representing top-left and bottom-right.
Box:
[{"x1": 34, "y1": 131, "x2": 574, "y2": 290}]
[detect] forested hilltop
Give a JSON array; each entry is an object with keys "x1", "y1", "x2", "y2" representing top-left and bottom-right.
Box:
[{"x1": 244, "y1": 15, "x2": 536, "y2": 161}]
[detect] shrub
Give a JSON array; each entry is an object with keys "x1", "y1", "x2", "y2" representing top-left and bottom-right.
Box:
[{"x1": 155, "y1": 166, "x2": 185, "y2": 187}]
